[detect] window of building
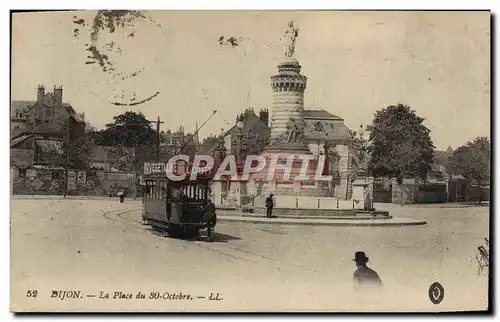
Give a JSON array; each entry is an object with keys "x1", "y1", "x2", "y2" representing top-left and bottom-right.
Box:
[{"x1": 19, "y1": 168, "x2": 27, "y2": 179}]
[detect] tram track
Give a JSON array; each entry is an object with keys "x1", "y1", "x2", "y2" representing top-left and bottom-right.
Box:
[
  {"x1": 101, "y1": 208, "x2": 260, "y2": 264},
  {"x1": 101, "y1": 208, "x2": 320, "y2": 273},
  {"x1": 102, "y1": 208, "x2": 142, "y2": 225}
]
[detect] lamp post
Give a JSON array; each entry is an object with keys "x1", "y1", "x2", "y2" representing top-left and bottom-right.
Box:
[
  {"x1": 354, "y1": 124, "x2": 368, "y2": 179},
  {"x1": 215, "y1": 129, "x2": 227, "y2": 160},
  {"x1": 236, "y1": 120, "x2": 245, "y2": 162},
  {"x1": 215, "y1": 131, "x2": 227, "y2": 205},
  {"x1": 232, "y1": 119, "x2": 246, "y2": 208}
]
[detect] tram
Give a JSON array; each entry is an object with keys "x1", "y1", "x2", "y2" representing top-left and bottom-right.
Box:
[{"x1": 141, "y1": 160, "x2": 215, "y2": 241}]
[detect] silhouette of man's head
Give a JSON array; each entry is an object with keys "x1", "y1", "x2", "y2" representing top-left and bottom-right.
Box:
[
  {"x1": 270, "y1": 193, "x2": 274, "y2": 197},
  {"x1": 353, "y1": 251, "x2": 369, "y2": 266}
]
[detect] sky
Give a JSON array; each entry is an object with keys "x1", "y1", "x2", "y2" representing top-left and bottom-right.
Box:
[{"x1": 11, "y1": 10, "x2": 490, "y2": 150}]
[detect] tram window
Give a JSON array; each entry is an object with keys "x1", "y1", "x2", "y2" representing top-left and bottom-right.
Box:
[
  {"x1": 158, "y1": 181, "x2": 165, "y2": 199},
  {"x1": 145, "y1": 181, "x2": 151, "y2": 198},
  {"x1": 147, "y1": 181, "x2": 152, "y2": 199},
  {"x1": 144, "y1": 180, "x2": 168, "y2": 200},
  {"x1": 161, "y1": 183, "x2": 167, "y2": 199},
  {"x1": 154, "y1": 182, "x2": 159, "y2": 199},
  {"x1": 146, "y1": 180, "x2": 157, "y2": 199}
]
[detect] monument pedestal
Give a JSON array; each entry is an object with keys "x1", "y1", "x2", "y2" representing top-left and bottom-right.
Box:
[{"x1": 351, "y1": 176, "x2": 375, "y2": 211}]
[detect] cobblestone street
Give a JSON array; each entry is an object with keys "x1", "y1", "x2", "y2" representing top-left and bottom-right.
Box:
[{"x1": 11, "y1": 199, "x2": 489, "y2": 312}]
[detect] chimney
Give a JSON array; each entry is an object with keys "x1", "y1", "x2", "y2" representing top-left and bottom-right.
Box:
[
  {"x1": 37, "y1": 85, "x2": 45, "y2": 104},
  {"x1": 53, "y1": 85, "x2": 63, "y2": 104},
  {"x1": 259, "y1": 109, "x2": 269, "y2": 127}
]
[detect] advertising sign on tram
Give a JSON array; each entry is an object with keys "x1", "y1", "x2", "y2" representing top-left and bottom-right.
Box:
[
  {"x1": 143, "y1": 160, "x2": 188, "y2": 176},
  {"x1": 143, "y1": 158, "x2": 214, "y2": 180}
]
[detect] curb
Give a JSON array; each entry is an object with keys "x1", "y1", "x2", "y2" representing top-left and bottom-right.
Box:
[
  {"x1": 218, "y1": 216, "x2": 427, "y2": 227},
  {"x1": 11, "y1": 195, "x2": 140, "y2": 201},
  {"x1": 222, "y1": 214, "x2": 393, "y2": 220}
]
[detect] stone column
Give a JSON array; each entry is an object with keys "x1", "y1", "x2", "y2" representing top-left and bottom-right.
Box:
[
  {"x1": 445, "y1": 178, "x2": 450, "y2": 203},
  {"x1": 212, "y1": 181, "x2": 222, "y2": 206},
  {"x1": 269, "y1": 58, "x2": 307, "y2": 142},
  {"x1": 367, "y1": 176, "x2": 374, "y2": 210},
  {"x1": 391, "y1": 177, "x2": 399, "y2": 204}
]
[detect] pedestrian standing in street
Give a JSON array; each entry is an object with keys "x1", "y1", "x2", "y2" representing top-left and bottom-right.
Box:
[
  {"x1": 203, "y1": 199, "x2": 217, "y2": 242},
  {"x1": 265, "y1": 193, "x2": 274, "y2": 218},
  {"x1": 353, "y1": 251, "x2": 381, "y2": 286},
  {"x1": 204, "y1": 199, "x2": 217, "y2": 230},
  {"x1": 118, "y1": 189, "x2": 125, "y2": 203}
]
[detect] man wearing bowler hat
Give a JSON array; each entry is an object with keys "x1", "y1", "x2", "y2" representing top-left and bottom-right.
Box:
[{"x1": 353, "y1": 251, "x2": 382, "y2": 285}]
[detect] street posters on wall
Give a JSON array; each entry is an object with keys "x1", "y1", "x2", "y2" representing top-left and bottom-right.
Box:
[
  {"x1": 67, "y1": 171, "x2": 76, "y2": 191},
  {"x1": 26, "y1": 169, "x2": 37, "y2": 179},
  {"x1": 77, "y1": 171, "x2": 86, "y2": 186}
]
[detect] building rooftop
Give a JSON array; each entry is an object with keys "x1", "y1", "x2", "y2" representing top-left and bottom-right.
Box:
[
  {"x1": 303, "y1": 109, "x2": 343, "y2": 120},
  {"x1": 11, "y1": 100, "x2": 36, "y2": 119}
]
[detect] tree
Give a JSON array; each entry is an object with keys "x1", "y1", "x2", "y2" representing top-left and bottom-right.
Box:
[
  {"x1": 56, "y1": 116, "x2": 96, "y2": 170},
  {"x1": 367, "y1": 104, "x2": 435, "y2": 183},
  {"x1": 94, "y1": 111, "x2": 156, "y2": 147},
  {"x1": 93, "y1": 111, "x2": 157, "y2": 168},
  {"x1": 108, "y1": 145, "x2": 136, "y2": 171},
  {"x1": 449, "y1": 137, "x2": 490, "y2": 198}
]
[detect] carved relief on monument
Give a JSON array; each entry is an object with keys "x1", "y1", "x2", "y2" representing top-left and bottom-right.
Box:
[
  {"x1": 271, "y1": 117, "x2": 305, "y2": 146},
  {"x1": 314, "y1": 121, "x2": 324, "y2": 132},
  {"x1": 303, "y1": 120, "x2": 351, "y2": 143}
]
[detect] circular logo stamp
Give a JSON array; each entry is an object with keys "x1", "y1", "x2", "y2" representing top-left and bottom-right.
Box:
[{"x1": 428, "y1": 282, "x2": 444, "y2": 304}]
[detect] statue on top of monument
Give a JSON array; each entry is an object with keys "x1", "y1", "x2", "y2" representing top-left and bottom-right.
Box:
[{"x1": 282, "y1": 20, "x2": 299, "y2": 58}]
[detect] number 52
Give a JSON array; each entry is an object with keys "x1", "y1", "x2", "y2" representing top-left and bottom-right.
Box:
[{"x1": 26, "y1": 290, "x2": 38, "y2": 298}]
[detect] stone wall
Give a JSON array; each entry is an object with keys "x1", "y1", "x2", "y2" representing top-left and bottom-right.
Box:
[
  {"x1": 391, "y1": 178, "x2": 453, "y2": 204},
  {"x1": 391, "y1": 178, "x2": 420, "y2": 204},
  {"x1": 11, "y1": 168, "x2": 135, "y2": 197}
]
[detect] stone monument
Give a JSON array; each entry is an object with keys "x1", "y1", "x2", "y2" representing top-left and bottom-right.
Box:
[
  {"x1": 243, "y1": 21, "x2": 384, "y2": 218},
  {"x1": 249, "y1": 21, "x2": 320, "y2": 198},
  {"x1": 266, "y1": 20, "x2": 310, "y2": 154}
]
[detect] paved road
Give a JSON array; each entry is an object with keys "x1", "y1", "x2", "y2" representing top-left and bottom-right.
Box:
[{"x1": 11, "y1": 199, "x2": 489, "y2": 312}]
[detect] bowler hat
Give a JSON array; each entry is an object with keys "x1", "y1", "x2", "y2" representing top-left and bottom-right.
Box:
[{"x1": 353, "y1": 251, "x2": 369, "y2": 263}]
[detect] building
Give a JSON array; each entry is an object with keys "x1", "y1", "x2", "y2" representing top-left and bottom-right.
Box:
[
  {"x1": 11, "y1": 85, "x2": 85, "y2": 136},
  {"x1": 428, "y1": 146, "x2": 453, "y2": 181},
  {"x1": 222, "y1": 108, "x2": 270, "y2": 156},
  {"x1": 10, "y1": 85, "x2": 86, "y2": 170},
  {"x1": 158, "y1": 125, "x2": 200, "y2": 161},
  {"x1": 302, "y1": 109, "x2": 352, "y2": 198}
]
